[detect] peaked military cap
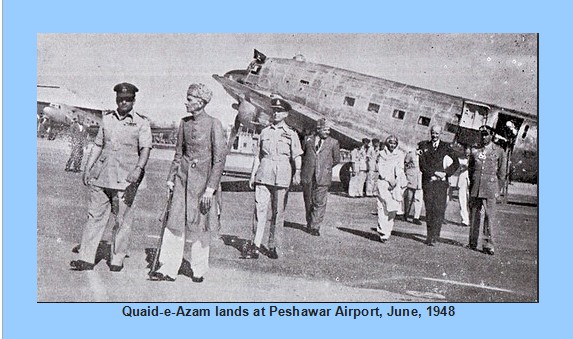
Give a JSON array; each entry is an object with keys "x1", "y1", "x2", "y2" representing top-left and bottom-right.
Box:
[
  {"x1": 113, "y1": 82, "x2": 139, "y2": 98},
  {"x1": 271, "y1": 97, "x2": 291, "y2": 112}
]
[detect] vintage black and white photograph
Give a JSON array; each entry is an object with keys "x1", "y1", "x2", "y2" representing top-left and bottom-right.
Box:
[{"x1": 37, "y1": 33, "x2": 538, "y2": 302}]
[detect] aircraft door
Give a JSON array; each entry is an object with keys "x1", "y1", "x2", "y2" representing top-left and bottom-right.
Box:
[{"x1": 460, "y1": 101, "x2": 490, "y2": 130}]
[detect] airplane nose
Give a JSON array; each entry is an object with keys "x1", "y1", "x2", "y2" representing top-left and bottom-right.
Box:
[{"x1": 223, "y1": 70, "x2": 248, "y2": 82}]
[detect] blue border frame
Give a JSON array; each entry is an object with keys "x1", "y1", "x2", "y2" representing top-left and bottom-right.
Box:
[{"x1": 4, "y1": 0, "x2": 565, "y2": 338}]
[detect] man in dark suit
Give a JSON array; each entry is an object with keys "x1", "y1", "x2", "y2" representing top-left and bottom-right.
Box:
[
  {"x1": 418, "y1": 125, "x2": 459, "y2": 246},
  {"x1": 301, "y1": 118, "x2": 341, "y2": 236},
  {"x1": 467, "y1": 125, "x2": 507, "y2": 255}
]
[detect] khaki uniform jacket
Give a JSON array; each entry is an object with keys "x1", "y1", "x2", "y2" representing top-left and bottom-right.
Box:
[
  {"x1": 468, "y1": 142, "x2": 506, "y2": 199},
  {"x1": 301, "y1": 135, "x2": 341, "y2": 186},
  {"x1": 90, "y1": 110, "x2": 152, "y2": 190},
  {"x1": 254, "y1": 122, "x2": 303, "y2": 188},
  {"x1": 166, "y1": 113, "x2": 227, "y2": 234}
]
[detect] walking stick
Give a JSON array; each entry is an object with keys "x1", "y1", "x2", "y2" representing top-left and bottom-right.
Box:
[{"x1": 149, "y1": 189, "x2": 174, "y2": 274}]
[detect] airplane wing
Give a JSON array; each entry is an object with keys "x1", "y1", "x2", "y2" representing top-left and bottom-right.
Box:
[
  {"x1": 37, "y1": 85, "x2": 176, "y2": 148},
  {"x1": 213, "y1": 74, "x2": 364, "y2": 151}
]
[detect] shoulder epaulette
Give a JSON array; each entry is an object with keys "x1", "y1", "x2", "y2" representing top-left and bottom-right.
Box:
[{"x1": 135, "y1": 112, "x2": 149, "y2": 120}]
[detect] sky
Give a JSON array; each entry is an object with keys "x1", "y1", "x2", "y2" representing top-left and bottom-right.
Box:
[{"x1": 37, "y1": 33, "x2": 537, "y2": 127}]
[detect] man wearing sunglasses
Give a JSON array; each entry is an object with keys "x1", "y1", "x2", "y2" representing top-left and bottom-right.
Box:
[
  {"x1": 70, "y1": 82, "x2": 152, "y2": 272},
  {"x1": 467, "y1": 125, "x2": 507, "y2": 255}
]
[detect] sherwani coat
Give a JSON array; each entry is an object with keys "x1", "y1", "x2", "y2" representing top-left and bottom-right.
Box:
[{"x1": 166, "y1": 113, "x2": 227, "y2": 236}]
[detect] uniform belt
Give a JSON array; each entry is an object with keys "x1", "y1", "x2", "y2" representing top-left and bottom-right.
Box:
[{"x1": 264, "y1": 156, "x2": 290, "y2": 161}]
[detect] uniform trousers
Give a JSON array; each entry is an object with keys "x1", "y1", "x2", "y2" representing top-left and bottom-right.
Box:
[
  {"x1": 469, "y1": 196, "x2": 497, "y2": 250},
  {"x1": 365, "y1": 171, "x2": 378, "y2": 196},
  {"x1": 458, "y1": 183, "x2": 470, "y2": 225},
  {"x1": 79, "y1": 185, "x2": 135, "y2": 266},
  {"x1": 422, "y1": 181, "x2": 449, "y2": 243},
  {"x1": 403, "y1": 188, "x2": 423, "y2": 219},
  {"x1": 302, "y1": 178, "x2": 329, "y2": 230},
  {"x1": 156, "y1": 228, "x2": 211, "y2": 278},
  {"x1": 66, "y1": 143, "x2": 84, "y2": 171},
  {"x1": 376, "y1": 180, "x2": 400, "y2": 240},
  {"x1": 253, "y1": 184, "x2": 287, "y2": 251}
]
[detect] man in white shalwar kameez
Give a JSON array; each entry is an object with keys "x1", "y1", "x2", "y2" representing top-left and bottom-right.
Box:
[{"x1": 376, "y1": 135, "x2": 406, "y2": 243}]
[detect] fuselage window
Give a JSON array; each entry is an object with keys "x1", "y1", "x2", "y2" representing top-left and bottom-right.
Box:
[
  {"x1": 368, "y1": 103, "x2": 380, "y2": 113},
  {"x1": 522, "y1": 125, "x2": 530, "y2": 139},
  {"x1": 392, "y1": 109, "x2": 406, "y2": 120},
  {"x1": 445, "y1": 122, "x2": 458, "y2": 133},
  {"x1": 344, "y1": 96, "x2": 355, "y2": 107},
  {"x1": 417, "y1": 116, "x2": 431, "y2": 126}
]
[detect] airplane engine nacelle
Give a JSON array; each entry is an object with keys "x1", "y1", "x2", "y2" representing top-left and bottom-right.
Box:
[{"x1": 236, "y1": 100, "x2": 258, "y2": 129}]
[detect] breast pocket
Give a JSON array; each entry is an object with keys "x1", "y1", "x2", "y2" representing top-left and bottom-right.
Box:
[
  {"x1": 260, "y1": 136, "x2": 272, "y2": 156},
  {"x1": 277, "y1": 138, "x2": 291, "y2": 156}
]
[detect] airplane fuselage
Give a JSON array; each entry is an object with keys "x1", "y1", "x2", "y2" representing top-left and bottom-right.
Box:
[{"x1": 214, "y1": 52, "x2": 537, "y2": 184}]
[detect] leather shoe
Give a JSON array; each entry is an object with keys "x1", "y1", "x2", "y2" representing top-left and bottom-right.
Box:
[
  {"x1": 412, "y1": 219, "x2": 422, "y2": 225},
  {"x1": 149, "y1": 271, "x2": 175, "y2": 282},
  {"x1": 109, "y1": 264, "x2": 123, "y2": 272},
  {"x1": 240, "y1": 241, "x2": 259, "y2": 259},
  {"x1": 483, "y1": 248, "x2": 495, "y2": 255},
  {"x1": 425, "y1": 240, "x2": 435, "y2": 247},
  {"x1": 191, "y1": 276, "x2": 204, "y2": 283},
  {"x1": 465, "y1": 244, "x2": 477, "y2": 251},
  {"x1": 267, "y1": 247, "x2": 279, "y2": 259},
  {"x1": 70, "y1": 260, "x2": 95, "y2": 271}
]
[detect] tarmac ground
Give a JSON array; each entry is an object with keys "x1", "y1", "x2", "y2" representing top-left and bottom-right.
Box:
[{"x1": 37, "y1": 138, "x2": 538, "y2": 302}]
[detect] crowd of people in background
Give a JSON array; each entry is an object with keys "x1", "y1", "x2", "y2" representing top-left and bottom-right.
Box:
[{"x1": 346, "y1": 125, "x2": 505, "y2": 251}]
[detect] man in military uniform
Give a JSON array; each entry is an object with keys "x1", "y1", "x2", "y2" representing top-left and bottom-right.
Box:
[
  {"x1": 419, "y1": 125, "x2": 460, "y2": 246},
  {"x1": 70, "y1": 82, "x2": 152, "y2": 271},
  {"x1": 468, "y1": 125, "x2": 507, "y2": 255},
  {"x1": 242, "y1": 96, "x2": 303, "y2": 259},
  {"x1": 403, "y1": 146, "x2": 423, "y2": 225},
  {"x1": 301, "y1": 118, "x2": 341, "y2": 237},
  {"x1": 365, "y1": 138, "x2": 380, "y2": 197},
  {"x1": 149, "y1": 83, "x2": 227, "y2": 282},
  {"x1": 65, "y1": 117, "x2": 88, "y2": 172},
  {"x1": 348, "y1": 138, "x2": 369, "y2": 197}
]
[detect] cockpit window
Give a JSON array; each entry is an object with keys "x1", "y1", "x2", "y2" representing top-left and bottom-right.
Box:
[{"x1": 249, "y1": 62, "x2": 262, "y2": 75}]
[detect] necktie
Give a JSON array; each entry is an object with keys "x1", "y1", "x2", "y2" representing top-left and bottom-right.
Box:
[{"x1": 316, "y1": 139, "x2": 322, "y2": 151}]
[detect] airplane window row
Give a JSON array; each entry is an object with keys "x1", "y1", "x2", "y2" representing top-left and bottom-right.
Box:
[{"x1": 344, "y1": 96, "x2": 432, "y2": 127}]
